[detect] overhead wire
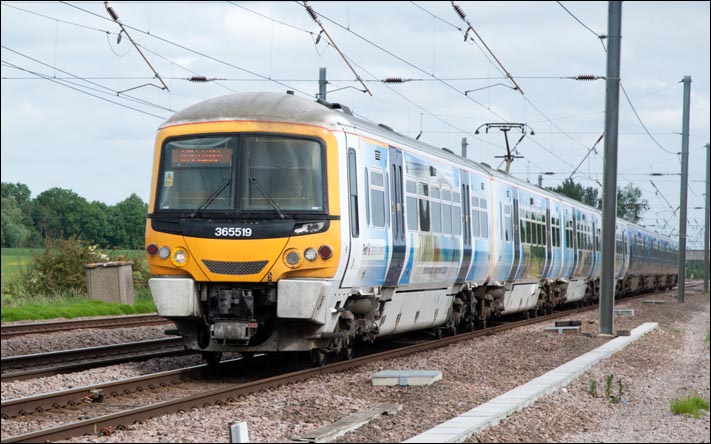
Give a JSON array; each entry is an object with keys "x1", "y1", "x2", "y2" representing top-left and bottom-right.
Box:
[
  {"x1": 1, "y1": 60, "x2": 167, "y2": 119},
  {"x1": 2, "y1": 45, "x2": 176, "y2": 113},
  {"x1": 59, "y1": 1, "x2": 313, "y2": 97}
]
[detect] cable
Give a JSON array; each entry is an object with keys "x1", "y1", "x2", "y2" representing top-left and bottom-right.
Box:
[
  {"x1": 2, "y1": 60, "x2": 166, "y2": 119},
  {"x1": 620, "y1": 83, "x2": 679, "y2": 155},
  {"x1": 450, "y1": 1, "x2": 524, "y2": 95},
  {"x1": 59, "y1": 1, "x2": 312, "y2": 97},
  {"x1": 2, "y1": 45, "x2": 176, "y2": 113},
  {"x1": 300, "y1": 1, "x2": 372, "y2": 96}
]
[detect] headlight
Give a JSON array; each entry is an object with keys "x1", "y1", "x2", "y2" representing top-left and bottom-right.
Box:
[
  {"x1": 171, "y1": 247, "x2": 189, "y2": 267},
  {"x1": 158, "y1": 246, "x2": 171, "y2": 259},
  {"x1": 293, "y1": 221, "x2": 326, "y2": 235},
  {"x1": 283, "y1": 249, "x2": 301, "y2": 268},
  {"x1": 304, "y1": 247, "x2": 318, "y2": 262}
]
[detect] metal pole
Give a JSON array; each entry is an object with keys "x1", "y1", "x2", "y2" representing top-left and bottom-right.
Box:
[
  {"x1": 703, "y1": 143, "x2": 709, "y2": 294},
  {"x1": 538, "y1": 175, "x2": 543, "y2": 188},
  {"x1": 318, "y1": 67, "x2": 327, "y2": 101},
  {"x1": 461, "y1": 137, "x2": 468, "y2": 159},
  {"x1": 678, "y1": 76, "x2": 691, "y2": 303},
  {"x1": 599, "y1": 1, "x2": 622, "y2": 336}
]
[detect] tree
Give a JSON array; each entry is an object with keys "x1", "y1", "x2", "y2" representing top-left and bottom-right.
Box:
[
  {"x1": 1, "y1": 197, "x2": 35, "y2": 247},
  {"x1": 32, "y1": 188, "x2": 91, "y2": 240},
  {"x1": 1, "y1": 183, "x2": 39, "y2": 247},
  {"x1": 547, "y1": 179, "x2": 601, "y2": 208},
  {"x1": 617, "y1": 183, "x2": 649, "y2": 223},
  {"x1": 548, "y1": 179, "x2": 648, "y2": 223},
  {"x1": 1, "y1": 182, "x2": 31, "y2": 208},
  {"x1": 108, "y1": 193, "x2": 148, "y2": 248}
]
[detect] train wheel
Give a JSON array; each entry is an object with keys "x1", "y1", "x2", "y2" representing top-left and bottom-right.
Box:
[
  {"x1": 311, "y1": 349, "x2": 327, "y2": 367},
  {"x1": 201, "y1": 351, "x2": 222, "y2": 365},
  {"x1": 340, "y1": 341, "x2": 354, "y2": 360}
]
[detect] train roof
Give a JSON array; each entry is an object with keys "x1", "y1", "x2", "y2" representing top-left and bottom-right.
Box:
[{"x1": 161, "y1": 91, "x2": 673, "y2": 243}]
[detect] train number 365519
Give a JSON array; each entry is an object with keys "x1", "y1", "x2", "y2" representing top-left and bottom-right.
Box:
[{"x1": 215, "y1": 227, "x2": 253, "y2": 237}]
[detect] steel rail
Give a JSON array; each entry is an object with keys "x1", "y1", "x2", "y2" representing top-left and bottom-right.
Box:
[{"x1": 1, "y1": 314, "x2": 168, "y2": 339}]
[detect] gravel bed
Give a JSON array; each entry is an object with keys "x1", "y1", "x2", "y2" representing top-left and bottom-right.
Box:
[
  {"x1": 0, "y1": 288, "x2": 697, "y2": 443},
  {"x1": 0, "y1": 355, "x2": 206, "y2": 401},
  {"x1": 0, "y1": 325, "x2": 170, "y2": 358}
]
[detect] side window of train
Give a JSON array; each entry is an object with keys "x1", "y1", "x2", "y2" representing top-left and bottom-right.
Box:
[
  {"x1": 479, "y1": 198, "x2": 488, "y2": 238},
  {"x1": 418, "y1": 182, "x2": 430, "y2": 232},
  {"x1": 406, "y1": 180, "x2": 418, "y2": 231},
  {"x1": 370, "y1": 169, "x2": 386, "y2": 228},
  {"x1": 452, "y1": 191, "x2": 462, "y2": 236},
  {"x1": 501, "y1": 202, "x2": 512, "y2": 241},
  {"x1": 431, "y1": 186, "x2": 442, "y2": 233},
  {"x1": 442, "y1": 188, "x2": 453, "y2": 235},
  {"x1": 347, "y1": 149, "x2": 359, "y2": 237},
  {"x1": 471, "y1": 196, "x2": 481, "y2": 237}
]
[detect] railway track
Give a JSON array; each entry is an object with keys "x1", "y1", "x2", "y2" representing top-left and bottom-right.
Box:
[
  {"x1": 1, "y1": 338, "x2": 188, "y2": 382},
  {"x1": 0, "y1": 313, "x2": 168, "y2": 339},
  {"x1": 2, "y1": 283, "x2": 701, "y2": 443},
  {"x1": 1, "y1": 304, "x2": 593, "y2": 443}
]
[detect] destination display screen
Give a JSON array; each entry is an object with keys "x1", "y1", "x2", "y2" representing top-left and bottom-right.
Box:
[{"x1": 171, "y1": 148, "x2": 232, "y2": 167}]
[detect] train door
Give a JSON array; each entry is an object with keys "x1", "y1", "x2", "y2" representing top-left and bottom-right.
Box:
[
  {"x1": 492, "y1": 182, "x2": 514, "y2": 282},
  {"x1": 548, "y1": 201, "x2": 563, "y2": 279},
  {"x1": 507, "y1": 187, "x2": 522, "y2": 281},
  {"x1": 340, "y1": 138, "x2": 389, "y2": 289},
  {"x1": 384, "y1": 147, "x2": 406, "y2": 287},
  {"x1": 467, "y1": 173, "x2": 492, "y2": 283},
  {"x1": 542, "y1": 198, "x2": 552, "y2": 278},
  {"x1": 456, "y1": 171, "x2": 473, "y2": 283},
  {"x1": 561, "y1": 203, "x2": 576, "y2": 278}
]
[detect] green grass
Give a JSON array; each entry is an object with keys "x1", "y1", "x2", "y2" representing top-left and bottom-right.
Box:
[
  {"x1": 670, "y1": 393, "x2": 710, "y2": 419},
  {"x1": 1, "y1": 248, "x2": 42, "y2": 287},
  {"x1": 1, "y1": 288, "x2": 156, "y2": 322}
]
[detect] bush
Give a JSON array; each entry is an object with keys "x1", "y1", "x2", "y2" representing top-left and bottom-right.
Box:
[{"x1": 2, "y1": 237, "x2": 148, "y2": 299}]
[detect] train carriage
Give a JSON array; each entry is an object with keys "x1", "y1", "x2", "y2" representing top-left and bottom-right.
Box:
[{"x1": 145, "y1": 91, "x2": 678, "y2": 364}]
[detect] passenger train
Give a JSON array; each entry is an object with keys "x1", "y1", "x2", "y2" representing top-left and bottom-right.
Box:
[{"x1": 145, "y1": 91, "x2": 678, "y2": 364}]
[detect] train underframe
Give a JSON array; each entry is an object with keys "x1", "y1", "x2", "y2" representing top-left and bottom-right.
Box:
[{"x1": 161, "y1": 272, "x2": 677, "y2": 365}]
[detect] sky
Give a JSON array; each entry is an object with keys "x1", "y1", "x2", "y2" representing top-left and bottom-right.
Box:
[{"x1": 1, "y1": 1, "x2": 709, "y2": 248}]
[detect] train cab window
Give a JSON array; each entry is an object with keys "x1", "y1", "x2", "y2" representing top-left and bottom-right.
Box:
[
  {"x1": 406, "y1": 180, "x2": 418, "y2": 231},
  {"x1": 240, "y1": 136, "x2": 325, "y2": 213},
  {"x1": 418, "y1": 182, "x2": 430, "y2": 232},
  {"x1": 158, "y1": 136, "x2": 236, "y2": 211},
  {"x1": 370, "y1": 170, "x2": 386, "y2": 228}
]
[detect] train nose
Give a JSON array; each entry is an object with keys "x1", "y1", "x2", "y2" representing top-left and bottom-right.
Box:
[{"x1": 184, "y1": 237, "x2": 291, "y2": 282}]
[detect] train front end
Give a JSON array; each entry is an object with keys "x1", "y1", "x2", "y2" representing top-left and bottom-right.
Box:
[{"x1": 144, "y1": 93, "x2": 344, "y2": 359}]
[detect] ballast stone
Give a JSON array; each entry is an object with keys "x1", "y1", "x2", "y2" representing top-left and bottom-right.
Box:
[{"x1": 372, "y1": 370, "x2": 443, "y2": 386}]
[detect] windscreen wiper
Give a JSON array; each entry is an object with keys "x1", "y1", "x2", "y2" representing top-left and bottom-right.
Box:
[
  {"x1": 250, "y1": 177, "x2": 286, "y2": 219},
  {"x1": 190, "y1": 178, "x2": 231, "y2": 218}
]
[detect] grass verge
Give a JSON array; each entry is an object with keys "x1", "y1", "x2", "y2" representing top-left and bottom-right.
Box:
[{"x1": 1, "y1": 288, "x2": 156, "y2": 322}]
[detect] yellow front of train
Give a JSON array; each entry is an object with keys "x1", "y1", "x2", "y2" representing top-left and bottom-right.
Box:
[{"x1": 144, "y1": 93, "x2": 344, "y2": 357}]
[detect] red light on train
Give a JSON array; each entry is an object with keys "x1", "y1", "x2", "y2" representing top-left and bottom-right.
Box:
[
  {"x1": 318, "y1": 245, "x2": 333, "y2": 259},
  {"x1": 146, "y1": 243, "x2": 159, "y2": 256}
]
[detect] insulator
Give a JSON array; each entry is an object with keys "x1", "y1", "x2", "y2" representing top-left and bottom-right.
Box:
[
  {"x1": 452, "y1": 4, "x2": 466, "y2": 20},
  {"x1": 305, "y1": 5, "x2": 319, "y2": 22},
  {"x1": 105, "y1": 5, "x2": 119, "y2": 21},
  {"x1": 383, "y1": 77, "x2": 405, "y2": 84},
  {"x1": 576, "y1": 75, "x2": 599, "y2": 81},
  {"x1": 189, "y1": 76, "x2": 208, "y2": 82}
]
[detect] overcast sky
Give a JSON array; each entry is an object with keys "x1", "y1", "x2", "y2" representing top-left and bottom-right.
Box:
[{"x1": 1, "y1": 1, "x2": 709, "y2": 248}]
